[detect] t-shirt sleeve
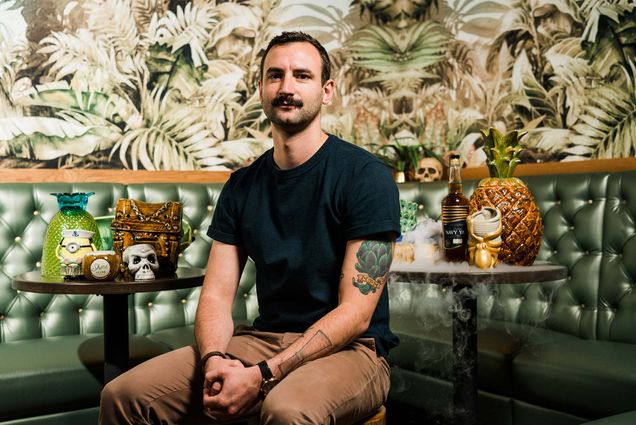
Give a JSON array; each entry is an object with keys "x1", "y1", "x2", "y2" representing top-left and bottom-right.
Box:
[
  {"x1": 343, "y1": 161, "x2": 401, "y2": 241},
  {"x1": 207, "y1": 177, "x2": 241, "y2": 245}
]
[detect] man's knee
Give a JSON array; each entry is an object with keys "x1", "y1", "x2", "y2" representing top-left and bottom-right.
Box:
[
  {"x1": 99, "y1": 375, "x2": 143, "y2": 425},
  {"x1": 260, "y1": 397, "x2": 330, "y2": 425}
]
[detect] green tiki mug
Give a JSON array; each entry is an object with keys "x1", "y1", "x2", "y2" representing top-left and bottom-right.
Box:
[{"x1": 41, "y1": 192, "x2": 103, "y2": 278}]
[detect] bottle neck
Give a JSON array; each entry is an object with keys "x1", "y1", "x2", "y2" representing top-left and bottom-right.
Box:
[{"x1": 448, "y1": 160, "x2": 463, "y2": 193}]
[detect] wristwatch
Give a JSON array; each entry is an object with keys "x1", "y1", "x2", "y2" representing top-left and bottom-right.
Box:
[{"x1": 257, "y1": 360, "x2": 278, "y2": 399}]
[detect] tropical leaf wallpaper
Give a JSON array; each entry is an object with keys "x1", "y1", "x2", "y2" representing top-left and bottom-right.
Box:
[{"x1": 0, "y1": 0, "x2": 634, "y2": 171}]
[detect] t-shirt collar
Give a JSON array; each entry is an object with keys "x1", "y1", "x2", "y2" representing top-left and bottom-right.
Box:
[{"x1": 268, "y1": 134, "x2": 334, "y2": 179}]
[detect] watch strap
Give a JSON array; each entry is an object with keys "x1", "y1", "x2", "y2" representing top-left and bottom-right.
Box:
[{"x1": 257, "y1": 360, "x2": 273, "y2": 380}]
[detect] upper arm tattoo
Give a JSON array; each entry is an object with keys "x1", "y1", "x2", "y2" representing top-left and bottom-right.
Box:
[{"x1": 352, "y1": 240, "x2": 393, "y2": 295}]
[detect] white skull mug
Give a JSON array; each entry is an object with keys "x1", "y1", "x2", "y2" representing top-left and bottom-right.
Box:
[{"x1": 122, "y1": 244, "x2": 160, "y2": 280}]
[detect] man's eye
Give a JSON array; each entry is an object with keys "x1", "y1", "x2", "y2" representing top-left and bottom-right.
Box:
[{"x1": 297, "y1": 74, "x2": 310, "y2": 80}]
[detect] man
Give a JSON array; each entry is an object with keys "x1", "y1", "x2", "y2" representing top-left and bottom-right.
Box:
[{"x1": 99, "y1": 31, "x2": 400, "y2": 425}]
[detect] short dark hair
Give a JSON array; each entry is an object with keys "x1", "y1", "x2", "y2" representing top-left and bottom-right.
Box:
[{"x1": 260, "y1": 31, "x2": 331, "y2": 84}]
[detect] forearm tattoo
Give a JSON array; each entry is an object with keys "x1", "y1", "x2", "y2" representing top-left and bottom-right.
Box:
[
  {"x1": 278, "y1": 330, "x2": 333, "y2": 377},
  {"x1": 352, "y1": 240, "x2": 393, "y2": 295}
]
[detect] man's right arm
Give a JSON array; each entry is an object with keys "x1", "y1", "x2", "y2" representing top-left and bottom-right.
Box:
[{"x1": 195, "y1": 240, "x2": 247, "y2": 372}]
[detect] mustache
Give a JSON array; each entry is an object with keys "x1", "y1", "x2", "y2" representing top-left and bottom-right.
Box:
[{"x1": 272, "y1": 94, "x2": 303, "y2": 107}]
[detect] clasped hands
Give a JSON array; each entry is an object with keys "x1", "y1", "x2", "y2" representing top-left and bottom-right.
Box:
[{"x1": 202, "y1": 356, "x2": 262, "y2": 420}]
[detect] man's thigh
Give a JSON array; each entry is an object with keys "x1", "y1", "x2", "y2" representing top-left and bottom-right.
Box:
[
  {"x1": 101, "y1": 329, "x2": 278, "y2": 425},
  {"x1": 260, "y1": 339, "x2": 390, "y2": 425},
  {"x1": 100, "y1": 345, "x2": 206, "y2": 424}
]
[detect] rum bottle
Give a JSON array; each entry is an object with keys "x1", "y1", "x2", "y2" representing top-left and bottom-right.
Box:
[{"x1": 442, "y1": 155, "x2": 469, "y2": 262}]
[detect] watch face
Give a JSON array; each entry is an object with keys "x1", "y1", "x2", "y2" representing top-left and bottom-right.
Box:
[{"x1": 261, "y1": 378, "x2": 278, "y2": 398}]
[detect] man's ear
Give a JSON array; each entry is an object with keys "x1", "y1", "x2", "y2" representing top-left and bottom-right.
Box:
[
  {"x1": 258, "y1": 79, "x2": 263, "y2": 102},
  {"x1": 322, "y1": 79, "x2": 335, "y2": 105}
]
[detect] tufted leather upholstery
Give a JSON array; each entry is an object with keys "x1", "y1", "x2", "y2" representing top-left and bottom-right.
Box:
[
  {"x1": 388, "y1": 171, "x2": 636, "y2": 425},
  {"x1": 0, "y1": 183, "x2": 259, "y2": 345},
  {"x1": 0, "y1": 172, "x2": 635, "y2": 425},
  {"x1": 0, "y1": 183, "x2": 126, "y2": 342}
]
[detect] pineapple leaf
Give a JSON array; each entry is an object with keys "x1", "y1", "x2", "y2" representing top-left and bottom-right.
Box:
[{"x1": 480, "y1": 127, "x2": 527, "y2": 177}]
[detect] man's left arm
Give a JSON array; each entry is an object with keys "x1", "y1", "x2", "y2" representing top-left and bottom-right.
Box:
[{"x1": 268, "y1": 235, "x2": 395, "y2": 378}]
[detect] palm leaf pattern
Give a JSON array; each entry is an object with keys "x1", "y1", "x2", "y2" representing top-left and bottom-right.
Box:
[
  {"x1": 573, "y1": 83, "x2": 636, "y2": 158},
  {"x1": 1, "y1": 0, "x2": 635, "y2": 168},
  {"x1": 348, "y1": 22, "x2": 449, "y2": 82}
]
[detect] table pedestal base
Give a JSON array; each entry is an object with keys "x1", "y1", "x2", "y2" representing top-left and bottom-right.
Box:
[
  {"x1": 452, "y1": 284, "x2": 477, "y2": 425},
  {"x1": 103, "y1": 294, "x2": 129, "y2": 384}
]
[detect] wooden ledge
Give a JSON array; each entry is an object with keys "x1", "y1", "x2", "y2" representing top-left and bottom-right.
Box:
[
  {"x1": 0, "y1": 157, "x2": 634, "y2": 183},
  {"x1": 461, "y1": 157, "x2": 636, "y2": 180},
  {"x1": 0, "y1": 169, "x2": 231, "y2": 184}
]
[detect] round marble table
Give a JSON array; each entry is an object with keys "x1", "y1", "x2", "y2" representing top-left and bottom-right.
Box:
[
  {"x1": 13, "y1": 267, "x2": 206, "y2": 383},
  {"x1": 390, "y1": 261, "x2": 567, "y2": 425}
]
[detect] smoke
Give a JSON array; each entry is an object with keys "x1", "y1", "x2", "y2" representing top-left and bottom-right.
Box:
[
  {"x1": 390, "y1": 220, "x2": 561, "y2": 419},
  {"x1": 400, "y1": 218, "x2": 444, "y2": 263}
]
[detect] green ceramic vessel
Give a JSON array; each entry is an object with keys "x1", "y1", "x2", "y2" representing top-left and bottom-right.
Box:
[{"x1": 41, "y1": 192, "x2": 103, "y2": 278}]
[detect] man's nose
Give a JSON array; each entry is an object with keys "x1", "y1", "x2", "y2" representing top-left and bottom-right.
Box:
[{"x1": 278, "y1": 74, "x2": 294, "y2": 94}]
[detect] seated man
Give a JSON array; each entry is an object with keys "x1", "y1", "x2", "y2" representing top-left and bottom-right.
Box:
[{"x1": 99, "y1": 31, "x2": 400, "y2": 425}]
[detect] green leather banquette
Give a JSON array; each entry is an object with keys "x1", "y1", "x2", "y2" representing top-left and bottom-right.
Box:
[{"x1": 0, "y1": 171, "x2": 634, "y2": 425}]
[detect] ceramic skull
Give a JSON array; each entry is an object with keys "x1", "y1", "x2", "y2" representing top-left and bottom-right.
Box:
[
  {"x1": 414, "y1": 158, "x2": 443, "y2": 182},
  {"x1": 123, "y1": 244, "x2": 159, "y2": 280}
]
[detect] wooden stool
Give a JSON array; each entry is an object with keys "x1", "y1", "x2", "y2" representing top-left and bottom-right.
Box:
[{"x1": 357, "y1": 405, "x2": 386, "y2": 425}]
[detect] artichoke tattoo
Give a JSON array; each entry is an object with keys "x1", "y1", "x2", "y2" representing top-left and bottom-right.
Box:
[{"x1": 353, "y1": 240, "x2": 393, "y2": 295}]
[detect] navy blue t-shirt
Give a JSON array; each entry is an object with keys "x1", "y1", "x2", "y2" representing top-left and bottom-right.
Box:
[{"x1": 208, "y1": 134, "x2": 400, "y2": 357}]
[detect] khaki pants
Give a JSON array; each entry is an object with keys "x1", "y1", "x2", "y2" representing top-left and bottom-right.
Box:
[{"x1": 99, "y1": 326, "x2": 390, "y2": 425}]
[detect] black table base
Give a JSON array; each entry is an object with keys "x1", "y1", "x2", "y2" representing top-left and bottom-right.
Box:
[
  {"x1": 103, "y1": 294, "x2": 130, "y2": 383},
  {"x1": 452, "y1": 284, "x2": 478, "y2": 425}
]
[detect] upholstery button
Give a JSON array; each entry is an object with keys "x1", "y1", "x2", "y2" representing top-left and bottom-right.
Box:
[
  {"x1": 147, "y1": 302, "x2": 153, "y2": 308},
  {"x1": 553, "y1": 250, "x2": 557, "y2": 254},
  {"x1": 78, "y1": 308, "x2": 83, "y2": 314},
  {"x1": 14, "y1": 236, "x2": 21, "y2": 243},
  {"x1": 181, "y1": 299, "x2": 187, "y2": 304},
  {"x1": 588, "y1": 199, "x2": 593, "y2": 204},
  {"x1": 178, "y1": 253, "x2": 183, "y2": 257},
  {"x1": 193, "y1": 229, "x2": 198, "y2": 234},
  {"x1": 585, "y1": 250, "x2": 590, "y2": 255},
  {"x1": 418, "y1": 204, "x2": 424, "y2": 210},
  {"x1": 520, "y1": 296, "x2": 525, "y2": 301},
  {"x1": 36, "y1": 261, "x2": 41, "y2": 268},
  {"x1": 441, "y1": 287, "x2": 448, "y2": 293},
  {"x1": 556, "y1": 200, "x2": 562, "y2": 205},
  {"x1": 32, "y1": 210, "x2": 39, "y2": 216},
  {"x1": 0, "y1": 314, "x2": 4, "y2": 320},
  {"x1": 567, "y1": 275, "x2": 572, "y2": 280},
  {"x1": 622, "y1": 200, "x2": 627, "y2": 205},
  {"x1": 243, "y1": 293, "x2": 249, "y2": 299},
  {"x1": 16, "y1": 290, "x2": 20, "y2": 294},
  {"x1": 108, "y1": 207, "x2": 114, "y2": 212},
  {"x1": 40, "y1": 312, "x2": 44, "y2": 317},
  {"x1": 581, "y1": 304, "x2": 586, "y2": 309},
  {"x1": 207, "y1": 205, "x2": 213, "y2": 211},
  {"x1": 569, "y1": 226, "x2": 574, "y2": 231}
]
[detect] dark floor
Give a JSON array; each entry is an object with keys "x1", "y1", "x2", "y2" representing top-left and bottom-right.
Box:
[{"x1": 385, "y1": 400, "x2": 448, "y2": 424}]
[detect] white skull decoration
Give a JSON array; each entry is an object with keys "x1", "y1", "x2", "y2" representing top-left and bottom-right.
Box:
[
  {"x1": 123, "y1": 244, "x2": 160, "y2": 280},
  {"x1": 414, "y1": 158, "x2": 443, "y2": 182}
]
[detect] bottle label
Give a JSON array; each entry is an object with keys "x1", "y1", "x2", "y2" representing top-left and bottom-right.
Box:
[
  {"x1": 443, "y1": 221, "x2": 468, "y2": 248},
  {"x1": 442, "y1": 205, "x2": 468, "y2": 248},
  {"x1": 90, "y1": 258, "x2": 111, "y2": 278}
]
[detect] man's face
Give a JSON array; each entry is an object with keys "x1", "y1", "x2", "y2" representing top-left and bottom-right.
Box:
[{"x1": 259, "y1": 42, "x2": 333, "y2": 133}]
